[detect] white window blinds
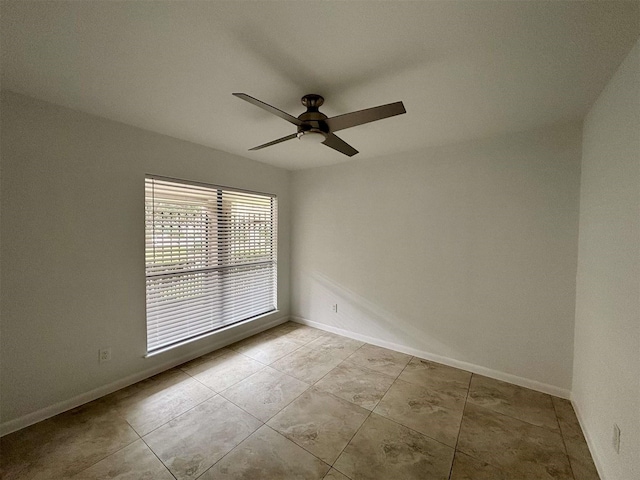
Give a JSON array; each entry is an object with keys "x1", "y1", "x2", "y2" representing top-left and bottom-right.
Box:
[{"x1": 145, "y1": 176, "x2": 277, "y2": 353}]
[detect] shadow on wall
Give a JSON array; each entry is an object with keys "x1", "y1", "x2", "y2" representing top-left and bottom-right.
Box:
[
  {"x1": 294, "y1": 269, "x2": 574, "y2": 398},
  {"x1": 300, "y1": 270, "x2": 454, "y2": 355}
]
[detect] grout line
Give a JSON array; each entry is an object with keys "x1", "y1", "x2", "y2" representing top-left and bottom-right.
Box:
[
  {"x1": 131, "y1": 389, "x2": 217, "y2": 438},
  {"x1": 455, "y1": 399, "x2": 573, "y2": 478},
  {"x1": 191, "y1": 425, "x2": 257, "y2": 479},
  {"x1": 368, "y1": 409, "x2": 457, "y2": 451},
  {"x1": 551, "y1": 399, "x2": 564, "y2": 433},
  {"x1": 311, "y1": 357, "x2": 353, "y2": 385},
  {"x1": 111, "y1": 371, "x2": 221, "y2": 439},
  {"x1": 330, "y1": 406, "x2": 374, "y2": 474},
  {"x1": 296, "y1": 347, "x2": 362, "y2": 385},
  {"x1": 449, "y1": 448, "x2": 508, "y2": 478},
  {"x1": 361, "y1": 361, "x2": 408, "y2": 381},
  {"x1": 552, "y1": 398, "x2": 578, "y2": 480},
  {"x1": 196, "y1": 422, "x2": 333, "y2": 479},
  {"x1": 228, "y1": 330, "x2": 317, "y2": 367},
  {"x1": 462, "y1": 374, "x2": 568, "y2": 435},
  {"x1": 139, "y1": 436, "x2": 179, "y2": 480},
  {"x1": 267, "y1": 354, "x2": 323, "y2": 383},
  {"x1": 463, "y1": 400, "x2": 561, "y2": 433},
  {"x1": 192, "y1": 418, "x2": 302, "y2": 478},
  {"x1": 217, "y1": 393, "x2": 268, "y2": 425},
  {"x1": 190, "y1": 359, "x2": 269, "y2": 393},
  {"x1": 262, "y1": 423, "x2": 334, "y2": 471},
  {"x1": 250, "y1": 385, "x2": 372, "y2": 473},
  {"x1": 336, "y1": 347, "x2": 408, "y2": 381},
  {"x1": 262, "y1": 332, "x2": 366, "y2": 385},
  {"x1": 448, "y1": 372, "x2": 472, "y2": 479},
  {"x1": 396, "y1": 356, "x2": 413, "y2": 378},
  {"x1": 465, "y1": 398, "x2": 565, "y2": 433},
  {"x1": 67, "y1": 436, "x2": 143, "y2": 479},
  {"x1": 216, "y1": 368, "x2": 312, "y2": 425}
]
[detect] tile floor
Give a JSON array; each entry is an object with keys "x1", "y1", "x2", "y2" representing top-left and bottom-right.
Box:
[{"x1": 0, "y1": 322, "x2": 600, "y2": 480}]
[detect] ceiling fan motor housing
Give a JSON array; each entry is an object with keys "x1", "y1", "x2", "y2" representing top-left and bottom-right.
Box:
[{"x1": 297, "y1": 94, "x2": 329, "y2": 139}]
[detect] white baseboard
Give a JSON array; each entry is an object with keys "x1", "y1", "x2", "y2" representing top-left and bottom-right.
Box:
[
  {"x1": 571, "y1": 395, "x2": 607, "y2": 480},
  {"x1": 0, "y1": 315, "x2": 288, "y2": 437},
  {"x1": 291, "y1": 315, "x2": 571, "y2": 399}
]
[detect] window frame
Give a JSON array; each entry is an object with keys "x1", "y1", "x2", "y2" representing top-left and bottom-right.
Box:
[{"x1": 144, "y1": 175, "x2": 278, "y2": 355}]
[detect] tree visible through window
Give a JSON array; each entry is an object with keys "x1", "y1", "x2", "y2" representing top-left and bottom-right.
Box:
[{"x1": 145, "y1": 176, "x2": 277, "y2": 353}]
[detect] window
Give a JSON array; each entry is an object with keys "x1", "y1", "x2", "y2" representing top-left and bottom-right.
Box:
[{"x1": 145, "y1": 176, "x2": 277, "y2": 353}]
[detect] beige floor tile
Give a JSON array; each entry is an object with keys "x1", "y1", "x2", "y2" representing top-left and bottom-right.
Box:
[
  {"x1": 449, "y1": 451, "x2": 510, "y2": 480},
  {"x1": 181, "y1": 349, "x2": 265, "y2": 392},
  {"x1": 268, "y1": 387, "x2": 370, "y2": 464},
  {"x1": 270, "y1": 333, "x2": 364, "y2": 385},
  {"x1": 101, "y1": 368, "x2": 199, "y2": 403},
  {"x1": 267, "y1": 321, "x2": 304, "y2": 336},
  {"x1": 374, "y1": 378, "x2": 465, "y2": 447},
  {"x1": 565, "y1": 448, "x2": 600, "y2": 480},
  {"x1": 457, "y1": 403, "x2": 573, "y2": 479},
  {"x1": 264, "y1": 322, "x2": 311, "y2": 342},
  {"x1": 278, "y1": 324, "x2": 326, "y2": 344},
  {"x1": 228, "y1": 330, "x2": 274, "y2": 350},
  {"x1": 102, "y1": 369, "x2": 215, "y2": 436},
  {"x1": 334, "y1": 413, "x2": 454, "y2": 480},
  {"x1": 346, "y1": 344, "x2": 411, "y2": 377},
  {"x1": 230, "y1": 333, "x2": 304, "y2": 364},
  {"x1": 552, "y1": 397, "x2": 600, "y2": 480},
  {"x1": 271, "y1": 345, "x2": 346, "y2": 383},
  {"x1": 70, "y1": 439, "x2": 174, "y2": 479},
  {"x1": 143, "y1": 395, "x2": 261, "y2": 479},
  {"x1": 221, "y1": 366, "x2": 309, "y2": 421},
  {"x1": 199, "y1": 425, "x2": 330, "y2": 480},
  {"x1": 324, "y1": 468, "x2": 351, "y2": 480},
  {"x1": 314, "y1": 361, "x2": 395, "y2": 410},
  {"x1": 0, "y1": 402, "x2": 138, "y2": 479},
  {"x1": 306, "y1": 333, "x2": 365, "y2": 357},
  {"x1": 467, "y1": 375, "x2": 560, "y2": 432},
  {"x1": 177, "y1": 347, "x2": 232, "y2": 371},
  {"x1": 398, "y1": 357, "x2": 471, "y2": 398},
  {"x1": 551, "y1": 396, "x2": 578, "y2": 429}
]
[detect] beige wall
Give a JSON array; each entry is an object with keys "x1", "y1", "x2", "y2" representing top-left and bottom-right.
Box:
[
  {"x1": 291, "y1": 122, "x2": 582, "y2": 394},
  {"x1": 0, "y1": 91, "x2": 291, "y2": 431},
  {"x1": 573, "y1": 39, "x2": 639, "y2": 480}
]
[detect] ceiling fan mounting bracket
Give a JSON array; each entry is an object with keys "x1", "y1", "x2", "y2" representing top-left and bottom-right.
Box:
[{"x1": 301, "y1": 94, "x2": 324, "y2": 110}]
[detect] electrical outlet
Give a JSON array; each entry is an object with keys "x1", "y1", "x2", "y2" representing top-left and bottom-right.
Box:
[
  {"x1": 332, "y1": 304, "x2": 338, "y2": 313},
  {"x1": 99, "y1": 347, "x2": 112, "y2": 363},
  {"x1": 613, "y1": 424, "x2": 621, "y2": 453}
]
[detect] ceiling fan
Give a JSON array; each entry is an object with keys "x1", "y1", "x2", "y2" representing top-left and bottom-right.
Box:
[{"x1": 233, "y1": 93, "x2": 406, "y2": 157}]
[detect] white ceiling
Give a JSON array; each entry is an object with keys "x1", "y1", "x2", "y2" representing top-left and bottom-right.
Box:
[{"x1": 2, "y1": 1, "x2": 638, "y2": 170}]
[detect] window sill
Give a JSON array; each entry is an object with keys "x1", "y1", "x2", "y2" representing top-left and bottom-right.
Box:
[{"x1": 144, "y1": 310, "x2": 279, "y2": 358}]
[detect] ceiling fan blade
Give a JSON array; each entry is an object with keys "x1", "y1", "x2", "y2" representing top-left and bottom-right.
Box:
[
  {"x1": 249, "y1": 133, "x2": 297, "y2": 151},
  {"x1": 325, "y1": 101, "x2": 406, "y2": 132},
  {"x1": 233, "y1": 93, "x2": 302, "y2": 126},
  {"x1": 322, "y1": 133, "x2": 359, "y2": 157}
]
